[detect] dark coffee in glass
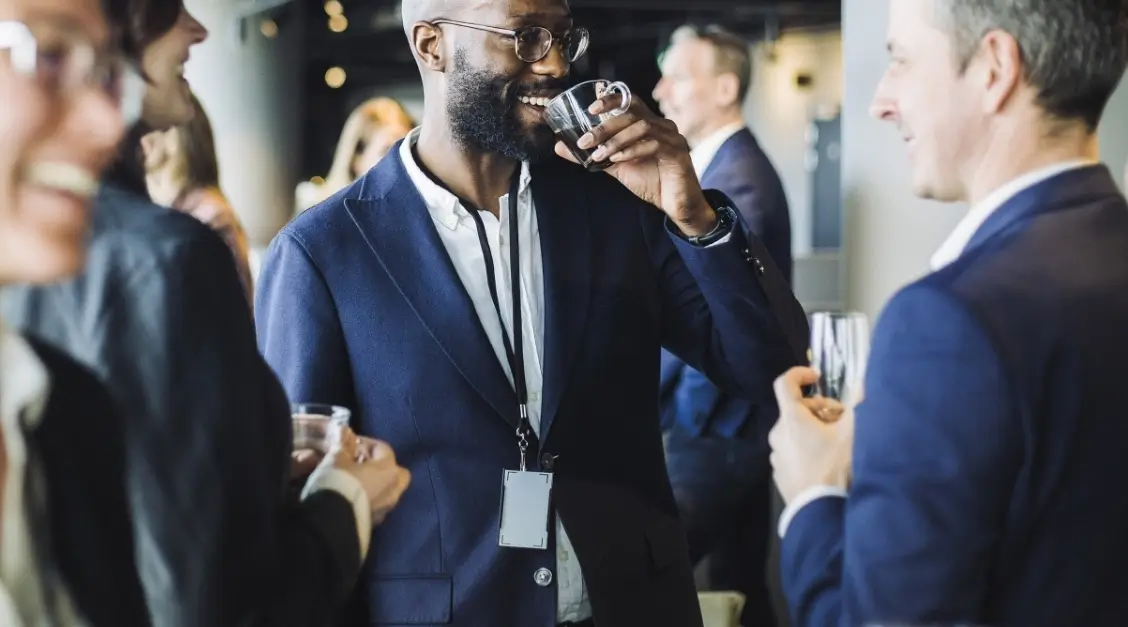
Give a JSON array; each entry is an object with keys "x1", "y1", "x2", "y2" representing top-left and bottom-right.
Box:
[{"x1": 545, "y1": 79, "x2": 632, "y2": 171}]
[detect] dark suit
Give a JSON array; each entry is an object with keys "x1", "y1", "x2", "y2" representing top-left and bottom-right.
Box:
[
  {"x1": 23, "y1": 335, "x2": 151, "y2": 627},
  {"x1": 781, "y1": 165, "x2": 1128, "y2": 625},
  {"x1": 255, "y1": 145, "x2": 808, "y2": 627},
  {"x1": 659, "y1": 127, "x2": 796, "y2": 626},
  {"x1": 1, "y1": 183, "x2": 362, "y2": 627}
]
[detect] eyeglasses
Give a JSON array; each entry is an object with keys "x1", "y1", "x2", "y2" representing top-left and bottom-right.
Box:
[
  {"x1": 0, "y1": 19, "x2": 143, "y2": 125},
  {"x1": 430, "y1": 19, "x2": 589, "y2": 64}
]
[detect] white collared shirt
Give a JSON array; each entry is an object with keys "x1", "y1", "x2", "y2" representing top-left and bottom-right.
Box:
[
  {"x1": 398, "y1": 128, "x2": 591, "y2": 622},
  {"x1": 930, "y1": 160, "x2": 1094, "y2": 270},
  {"x1": 776, "y1": 159, "x2": 1096, "y2": 539},
  {"x1": 690, "y1": 122, "x2": 746, "y2": 178},
  {"x1": 0, "y1": 323, "x2": 84, "y2": 627}
]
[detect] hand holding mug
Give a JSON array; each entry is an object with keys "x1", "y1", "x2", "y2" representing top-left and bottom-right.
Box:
[{"x1": 547, "y1": 80, "x2": 717, "y2": 236}]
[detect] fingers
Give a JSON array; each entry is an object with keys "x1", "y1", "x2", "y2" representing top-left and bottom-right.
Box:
[
  {"x1": 588, "y1": 91, "x2": 626, "y2": 116},
  {"x1": 357, "y1": 437, "x2": 397, "y2": 465},
  {"x1": 370, "y1": 467, "x2": 412, "y2": 525},
  {"x1": 555, "y1": 141, "x2": 580, "y2": 164},
  {"x1": 290, "y1": 449, "x2": 321, "y2": 479},
  {"x1": 580, "y1": 115, "x2": 681, "y2": 163},
  {"x1": 804, "y1": 397, "x2": 846, "y2": 423},
  {"x1": 773, "y1": 366, "x2": 821, "y2": 402}
]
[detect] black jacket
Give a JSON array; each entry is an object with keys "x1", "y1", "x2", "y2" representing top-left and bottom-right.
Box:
[
  {"x1": 23, "y1": 335, "x2": 151, "y2": 627},
  {"x1": 2, "y1": 183, "x2": 362, "y2": 627}
]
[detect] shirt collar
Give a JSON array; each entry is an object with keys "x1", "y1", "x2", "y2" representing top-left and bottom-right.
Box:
[
  {"x1": 930, "y1": 159, "x2": 1095, "y2": 271},
  {"x1": 690, "y1": 121, "x2": 745, "y2": 178},
  {"x1": 0, "y1": 322, "x2": 49, "y2": 433},
  {"x1": 399, "y1": 127, "x2": 533, "y2": 232}
]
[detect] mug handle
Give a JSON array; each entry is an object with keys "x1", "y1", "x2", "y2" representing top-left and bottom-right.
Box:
[{"x1": 605, "y1": 81, "x2": 632, "y2": 115}]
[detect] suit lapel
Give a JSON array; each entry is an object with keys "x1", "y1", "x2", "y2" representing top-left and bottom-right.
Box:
[
  {"x1": 344, "y1": 152, "x2": 519, "y2": 428},
  {"x1": 532, "y1": 167, "x2": 592, "y2": 442},
  {"x1": 963, "y1": 165, "x2": 1116, "y2": 257}
]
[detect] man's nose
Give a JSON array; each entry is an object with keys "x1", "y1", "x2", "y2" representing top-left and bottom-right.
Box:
[
  {"x1": 869, "y1": 74, "x2": 896, "y2": 121},
  {"x1": 531, "y1": 41, "x2": 569, "y2": 80}
]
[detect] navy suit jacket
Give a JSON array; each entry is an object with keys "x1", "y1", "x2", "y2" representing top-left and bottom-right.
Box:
[
  {"x1": 781, "y1": 165, "x2": 1128, "y2": 626},
  {"x1": 659, "y1": 128, "x2": 796, "y2": 441},
  {"x1": 256, "y1": 145, "x2": 807, "y2": 627}
]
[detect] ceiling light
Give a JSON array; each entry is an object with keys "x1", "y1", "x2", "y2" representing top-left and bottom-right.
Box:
[{"x1": 325, "y1": 66, "x2": 346, "y2": 88}]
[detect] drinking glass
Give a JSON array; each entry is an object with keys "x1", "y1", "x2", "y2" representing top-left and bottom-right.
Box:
[
  {"x1": 544, "y1": 79, "x2": 632, "y2": 171},
  {"x1": 809, "y1": 312, "x2": 869, "y2": 408},
  {"x1": 291, "y1": 403, "x2": 351, "y2": 453}
]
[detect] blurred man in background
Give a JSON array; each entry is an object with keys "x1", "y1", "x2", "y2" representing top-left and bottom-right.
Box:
[{"x1": 653, "y1": 24, "x2": 793, "y2": 626}]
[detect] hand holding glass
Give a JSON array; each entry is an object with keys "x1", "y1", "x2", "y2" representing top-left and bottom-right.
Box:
[
  {"x1": 291, "y1": 403, "x2": 350, "y2": 479},
  {"x1": 545, "y1": 79, "x2": 632, "y2": 171},
  {"x1": 809, "y1": 312, "x2": 869, "y2": 417}
]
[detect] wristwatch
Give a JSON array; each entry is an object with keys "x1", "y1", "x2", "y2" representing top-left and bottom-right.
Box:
[{"x1": 685, "y1": 190, "x2": 738, "y2": 247}]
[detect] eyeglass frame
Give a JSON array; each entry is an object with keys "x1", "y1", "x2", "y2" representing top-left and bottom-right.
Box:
[
  {"x1": 428, "y1": 18, "x2": 590, "y2": 64},
  {"x1": 0, "y1": 18, "x2": 142, "y2": 121}
]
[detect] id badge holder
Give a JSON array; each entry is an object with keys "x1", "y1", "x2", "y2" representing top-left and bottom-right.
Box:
[{"x1": 498, "y1": 469, "x2": 552, "y2": 549}]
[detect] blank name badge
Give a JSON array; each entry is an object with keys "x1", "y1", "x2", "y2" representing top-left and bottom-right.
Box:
[{"x1": 498, "y1": 470, "x2": 553, "y2": 549}]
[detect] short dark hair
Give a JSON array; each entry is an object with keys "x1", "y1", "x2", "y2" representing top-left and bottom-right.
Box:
[
  {"x1": 100, "y1": 0, "x2": 184, "y2": 194},
  {"x1": 937, "y1": 0, "x2": 1128, "y2": 131},
  {"x1": 667, "y1": 24, "x2": 753, "y2": 105}
]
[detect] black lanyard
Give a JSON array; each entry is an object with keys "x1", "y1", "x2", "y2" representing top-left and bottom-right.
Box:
[{"x1": 465, "y1": 173, "x2": 533, "y2": 469}]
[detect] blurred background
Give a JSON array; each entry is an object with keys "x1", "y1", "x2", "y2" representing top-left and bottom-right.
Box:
[{"x1": 184, "y1": 0, "x2": 1128, "y2": 321}]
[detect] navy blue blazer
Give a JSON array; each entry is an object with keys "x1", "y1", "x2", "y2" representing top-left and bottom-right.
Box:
[
  {"x1": 781, "y1": 165, "x2": 1128, "y2": 626},
  {"x1": 659, "y1": 128, "x2": 794, "y2": 441},
  {"x1": 256, "y1": 145, "x2": 807, "y2": 627}
]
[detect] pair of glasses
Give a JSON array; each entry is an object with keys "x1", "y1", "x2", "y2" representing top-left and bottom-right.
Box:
[
  {"x1": 1, "y1": 19, "x2": 144, "y2": 125},
  {"x1": 430, "y1": 18, "x2": 589, "y2": 64}
]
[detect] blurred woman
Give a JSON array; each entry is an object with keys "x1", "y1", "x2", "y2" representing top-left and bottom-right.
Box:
[
  {"x1": 142, "y1": 93, "x2": 253, "y2": 306},
  {"x1": 294, "y1": 96, "x2": 414, "y2": 211},
  {"x1": 2, "y1": 0, "x2": 402, "y2": 625},
  {"x1": 0, "y1": 0, "x2": 150, "y2": 624}
]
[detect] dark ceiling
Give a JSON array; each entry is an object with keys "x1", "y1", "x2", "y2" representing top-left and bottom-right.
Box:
[{"x1": 294, "y1": 0, "x2": 841, "y2": 176}]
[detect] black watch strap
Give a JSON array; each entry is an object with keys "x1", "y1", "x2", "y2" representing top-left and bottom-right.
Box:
[{"x1": 686, "y1": 190, "x2": 737, "y2": 247}]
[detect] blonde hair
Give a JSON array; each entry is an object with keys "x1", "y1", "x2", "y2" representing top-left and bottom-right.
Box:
[{"x1": 324, "y1": 97, "x2": 415, "y2": 190}]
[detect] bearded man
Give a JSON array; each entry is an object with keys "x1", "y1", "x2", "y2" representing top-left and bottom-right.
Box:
[{"x1": 255, "y1": 0, "x2": 807, "y2": 625}]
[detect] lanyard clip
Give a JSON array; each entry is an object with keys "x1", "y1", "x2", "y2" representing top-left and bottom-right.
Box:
[{"x1": 517, "y1": 403, "x2": 530, "y2": 470}]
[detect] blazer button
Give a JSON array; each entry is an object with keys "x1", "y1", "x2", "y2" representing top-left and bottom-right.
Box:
[
  {"x1": 533, "y1": 567, "x2": 553, "y2": 586},
  {"x1": 540, "y1": 452, "x2": 557, "y2": 471}
]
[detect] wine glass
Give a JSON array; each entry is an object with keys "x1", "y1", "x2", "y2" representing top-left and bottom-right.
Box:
[{"x1": 809, "y1": 312, "x2": 870, "y2": 408}]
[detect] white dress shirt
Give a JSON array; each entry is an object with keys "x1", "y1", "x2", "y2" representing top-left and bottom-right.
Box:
[
  {"x1": 399, "y1": 128, "x2": 591, "y2": 622},
  {"x1": 0, "y1": 323, "x2": 85, "y2": 626},
  {"x1": 929, "y1": 159, "x2": 1094, "y2": 270},
  {"x1": 777, "y1": 158, "x2": 1094, "y2": 538},
  {"x1": 690, "y1": 121, "x2": 746, "y2": 178}
]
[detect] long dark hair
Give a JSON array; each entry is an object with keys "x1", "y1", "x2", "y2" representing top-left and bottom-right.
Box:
[
  {"x1": 170, "y1": 93, "x2": 221, "y2": 200},
  {"x1": 101, "y1": 0, "x2": 184, "y2": 195}
]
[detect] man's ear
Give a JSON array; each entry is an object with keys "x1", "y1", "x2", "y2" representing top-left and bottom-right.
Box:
[
  {"x1": 412, "y1": 21, "x2": 446, "y2": 72},
  {"x1": 715, "y1": 72, "x2": 740, "y2": 109}
]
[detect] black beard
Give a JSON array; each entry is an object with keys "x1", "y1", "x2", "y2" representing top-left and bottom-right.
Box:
[{"x1": 447, "y1": 49, "x2": 560, "y2": 163}]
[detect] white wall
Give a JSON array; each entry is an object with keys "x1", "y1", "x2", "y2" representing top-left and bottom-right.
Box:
[
  {"x1": 183, "y1": 0, "x2": 305, "y2": 247},
  {"x1": 841, "y1": 3, "x2": 1128, "y2": 321},
  {"x1": 746, "y1": 30, "x2": 844, "y2": 258}
]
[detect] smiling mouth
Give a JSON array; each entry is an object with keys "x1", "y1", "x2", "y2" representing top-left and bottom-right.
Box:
[
  {"x1": 24, "y1": 162, "x2": 100, "y2": 200},
  {"x1": 518, "y1": 95, "x2": 554, "y2": 108}
]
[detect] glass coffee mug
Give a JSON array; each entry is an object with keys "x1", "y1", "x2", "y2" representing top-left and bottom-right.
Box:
[
  {"x1": 291, "y1": 403, "x2": 351, "y2": 454},
  {"x1": 545, "y1": 79, "x2": 632, "y2": 171}
]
